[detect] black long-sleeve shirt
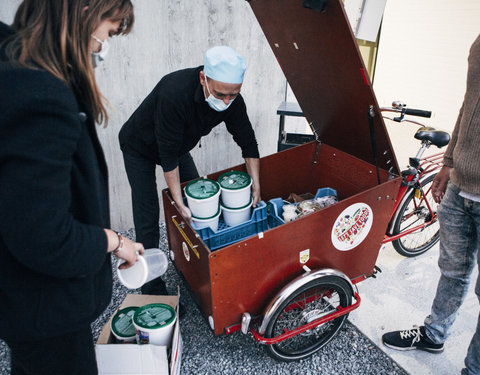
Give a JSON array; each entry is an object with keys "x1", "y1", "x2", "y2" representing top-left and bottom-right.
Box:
[{"x1": 119, "y1": 66, "x2": 259, "y2": 172}]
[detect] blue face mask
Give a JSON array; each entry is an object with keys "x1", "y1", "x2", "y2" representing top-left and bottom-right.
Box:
[{"x1": 204, "y1": 79, "x2": 234, "y2": 112}]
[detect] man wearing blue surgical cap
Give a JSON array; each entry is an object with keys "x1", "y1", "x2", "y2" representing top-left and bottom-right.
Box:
[{"x1": 119, "y1": 46, "x2": 261, "y2": 296}]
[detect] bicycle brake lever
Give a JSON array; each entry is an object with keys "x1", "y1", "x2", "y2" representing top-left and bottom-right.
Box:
[{"x1": 394, "y1": 109, "x2": 406, "y2": 122}]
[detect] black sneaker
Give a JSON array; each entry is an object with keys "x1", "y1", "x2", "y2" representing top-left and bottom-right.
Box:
[
  {"x1": 141, "y1": 277, "x2": 168, "y2": 295},
  {"x1": 382, "y1": 326, "x2": 444, "y2": 353},
  {"x1": 140, "y1": 277, "x2": 186, "y2": 319}
]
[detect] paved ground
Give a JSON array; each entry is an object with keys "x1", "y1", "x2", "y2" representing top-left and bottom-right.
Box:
[
  {"x1": 350, "y1": 242, "x2": 478, "y2": 375},
  {"x1": 0, "y1": 224, "x2": 409, "y2": 375}
]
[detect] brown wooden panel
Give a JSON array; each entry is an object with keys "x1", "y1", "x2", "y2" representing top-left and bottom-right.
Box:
[
  {"x1": 162, "y1": 190, "x2": 213, "y2": 319},
  {"x1": 208, "y1": 178, "x2": 400, "y2": 334},
  {"x1": 164, "y1": 137, "x2": 402, "y2": 335},
  {"x1": 311, "y1": 143, "x2": 392, "y2": 199},
  {"x1": 206, "y1": 142, "x2": 318, "y2": 201},
  {"x1": 207, "y1": 141, "x2": 392, "y2": 202},
  {"x1": 248, "y1": 0, "x2": 399, "y2": 175}
]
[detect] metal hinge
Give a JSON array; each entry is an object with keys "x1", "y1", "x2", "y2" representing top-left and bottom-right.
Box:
[{"x1": 308, "y1": 121, "x2": 321, "y2": 144}]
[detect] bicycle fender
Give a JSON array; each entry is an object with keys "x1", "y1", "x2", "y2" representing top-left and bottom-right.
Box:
[
  {"x1": 387, "y1": 171, "x2": 437, "y2": 235},
  {"x1": 258, "y1": 268, "x2": 354, "y2": 335}
]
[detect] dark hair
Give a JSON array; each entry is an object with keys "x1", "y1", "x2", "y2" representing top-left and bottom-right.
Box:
[{"x1": 3, "y1": 0, "x2": 134, "y2": 124}]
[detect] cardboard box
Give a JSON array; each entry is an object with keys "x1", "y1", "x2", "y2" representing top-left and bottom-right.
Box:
[{"x1": 96, "y1": 294, "x2": 182, "y2": 375}]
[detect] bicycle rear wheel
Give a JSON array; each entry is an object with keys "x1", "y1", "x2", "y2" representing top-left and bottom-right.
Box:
[
  {"x1": 392, "y1": 173, "x2": 439, "y2": 257},
  {"x1": 264, "y1": 276, "x2": 352, "y2": 362}
]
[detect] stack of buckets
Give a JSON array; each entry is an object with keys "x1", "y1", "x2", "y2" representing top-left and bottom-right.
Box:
[{"x1": 185, "y1": 171, "x2": 252, "y2": 231}]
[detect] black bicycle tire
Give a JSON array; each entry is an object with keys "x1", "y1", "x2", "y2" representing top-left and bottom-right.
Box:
[
  {"x1": 264, "y1": 276, "x2": 352, "y2": 362},
  {"x1": 392, "y1": 173, "x2": 440, "y2": 257}
]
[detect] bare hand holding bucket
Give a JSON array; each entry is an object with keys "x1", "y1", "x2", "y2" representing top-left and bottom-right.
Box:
[
  {"x1": 104, "y1": 229, "x2": 145, "y2": 269},
  {"x1": 177, "y1": 203, "x2": 193, "y2": 224},
  {"x1": 164, "y1": 167, "x2": 193, "y2": 224},
  {"x1": 117, "y1": 249, "x2": 169, "y2": 289}
]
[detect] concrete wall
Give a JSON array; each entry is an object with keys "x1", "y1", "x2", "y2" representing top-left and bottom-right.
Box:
[
  {"x1": 373, "y1": 0, "x2": 480, "y2": 167},
  {"x1": 0, "y1": 0, "x2": 286, "y2": 230},
  {"x1": 3, "y1": 0, "x2": 479, "y2": 231}
]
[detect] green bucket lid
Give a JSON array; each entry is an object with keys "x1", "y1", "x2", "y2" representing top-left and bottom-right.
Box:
[
  {"x1": 133, "y1": 303, "x2": 176, "y2": 330},
  {"x1": 111, "y1": 306, "x2": 138, "y2": 338},
  {"x1": 185, "y1": 178, "x2": 220, "y2": 200},
  {"x1": 218, "y1": 171, "x2": 251, "y2": 190}
]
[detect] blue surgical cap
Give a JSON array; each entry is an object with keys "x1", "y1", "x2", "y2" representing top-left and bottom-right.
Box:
[{"x1": 204, "y1": 46, "x2": 246, "y2": 84}]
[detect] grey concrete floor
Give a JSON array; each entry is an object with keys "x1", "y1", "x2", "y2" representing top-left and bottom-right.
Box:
[{"x1": 350, "y1": 242, "x2": 478, "y2": 375}]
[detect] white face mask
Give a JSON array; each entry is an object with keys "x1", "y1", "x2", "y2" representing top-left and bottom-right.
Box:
[
  {"x1": 204, "y1": 78, "x2": 234, "y2": 112},
  {"x1": 91, "y1": 35, "x2": 110, "y2": 67}
]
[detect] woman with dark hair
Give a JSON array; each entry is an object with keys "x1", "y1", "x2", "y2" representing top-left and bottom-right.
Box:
[{"x1": 0, "y1": 1, "x2": 143, "y2": 374}]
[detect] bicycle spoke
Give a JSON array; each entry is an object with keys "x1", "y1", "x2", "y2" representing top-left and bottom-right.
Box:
[
  {"x1": 393, "y1": 174, "x2": 440, "y2": 256},
  {"x1": 272, "y1": 287, "x2": 340, "y2": 353}
]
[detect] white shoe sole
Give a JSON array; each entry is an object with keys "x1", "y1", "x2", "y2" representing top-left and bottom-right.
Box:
[{"x1": 383, "y1": 341, "x2": 444, "y2": 354}]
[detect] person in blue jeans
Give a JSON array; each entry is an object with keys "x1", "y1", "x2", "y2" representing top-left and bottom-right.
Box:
[{"x1": 382, "y1": 34, "x2": 480, "y2": 375}]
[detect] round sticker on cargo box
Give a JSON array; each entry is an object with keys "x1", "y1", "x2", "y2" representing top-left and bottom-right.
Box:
[{"x1": 331, "y1": 203, "x2": 373, "y2": 251}]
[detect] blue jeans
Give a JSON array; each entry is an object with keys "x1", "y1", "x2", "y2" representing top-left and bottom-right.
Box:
[{"x1": 424, "y1": 183, "x2": 480, "y2": 375}]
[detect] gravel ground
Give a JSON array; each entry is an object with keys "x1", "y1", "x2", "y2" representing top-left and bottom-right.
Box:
[{"x1": 0, "y1": 223, "x2": 408, "y2": 375}]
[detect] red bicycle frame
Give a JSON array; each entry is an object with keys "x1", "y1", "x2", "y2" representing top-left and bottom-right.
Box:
[
  {"x1": 382, "y1": 151, "x2": 444, "y2": 244},
  {"x1": 249, "y1": 292, "x2": 361, "y2": 345}
]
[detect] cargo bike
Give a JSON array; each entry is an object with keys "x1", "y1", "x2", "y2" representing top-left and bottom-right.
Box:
[{"x1": 162, "y1": 0, "x2": 405, "y2": 361}]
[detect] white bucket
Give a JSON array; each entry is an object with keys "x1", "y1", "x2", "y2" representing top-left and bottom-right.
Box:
[
  {"x1": 110, "y1": 306, "x2": 138, "y2": 343},
  {"x1": 218, "y1": 171, "x2": 252, "y2": 209},
  {"x1": 117, "y1": 248, "x2": 168, "y2": 289},
  {"x1": 184, "y1": 179, "x2": 221, "y2": 219},
  {"x1": 192, "y1": 208, "x2": 221, "y2": 231},
  {"x1": 221, "y1": 198, "x2": 252, "y2": 227},
  {"x1": 133, "y1": 303, "x2": 177, "y2": 346}
]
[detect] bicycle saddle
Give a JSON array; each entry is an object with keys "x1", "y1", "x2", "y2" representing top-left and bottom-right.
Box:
[{"x1": 414, "y1": 127, "x2": 450, "y2": 148}]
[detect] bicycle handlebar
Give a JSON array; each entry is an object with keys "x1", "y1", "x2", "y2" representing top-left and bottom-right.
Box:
[
  {"x1": 380, "y1": 102, "x2": 432, "y2": 124},
  {"x1": 404, "y1": 108, "x2": 432, "y2": 118}
]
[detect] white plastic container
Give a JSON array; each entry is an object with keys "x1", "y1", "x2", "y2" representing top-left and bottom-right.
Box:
[
  {"x1": 282, "y1": 204, "x2": 298, "y2": 222},
  {"x1": 110, "y1": 306, "x2": 138, "y2": 343},
  {"x1": 217, "y1": 171, "x2": 252, "y2": 209},
  {"x1": 184, "y1": 178, "x2": 220, "y2": 218},
  {"x1": 133, "y1": 303, "x2": 177, "y2": 346},
  {"x1": 117, "y1": 248, "x2": 168, "y2": 289},
  {"x1": 221, "y1": 198, "x2": 252, "y2": 227},
  {"x1": 192, "y1": 208, "x2": 221, "y2": 231}
]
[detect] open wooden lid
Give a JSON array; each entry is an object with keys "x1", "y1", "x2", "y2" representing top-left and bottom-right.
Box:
[{"x1": 248, "y1": 0, "x2": 399, "y2": 175}]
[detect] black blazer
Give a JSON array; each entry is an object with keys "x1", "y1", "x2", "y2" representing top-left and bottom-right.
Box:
[
  {"x1": 0, "y1": 50, "x2": 113, "y2": 341},
  {"x1": 0, "y1": 22, "x2": 14, "y2": 44}
]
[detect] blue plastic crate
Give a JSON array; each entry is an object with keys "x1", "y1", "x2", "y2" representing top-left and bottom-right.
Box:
[
  {"x1": 268, "y1": 187, "x2": 337, "y2": 227},
  {"x1": 193, "y1": 201, "x2": 268, "y2": 250},
  {"x1": 267, "y1": 198, "x2": 286, "y2": 228}
]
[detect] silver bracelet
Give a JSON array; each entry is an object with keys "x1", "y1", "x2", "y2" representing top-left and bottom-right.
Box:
[{"x1": 112, "y1": 232, "x2": 124, "y2": 256}]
